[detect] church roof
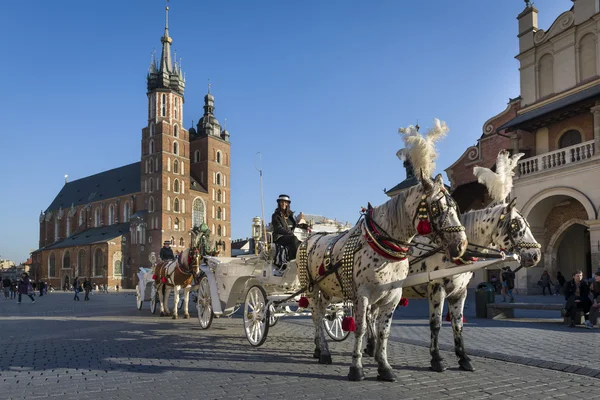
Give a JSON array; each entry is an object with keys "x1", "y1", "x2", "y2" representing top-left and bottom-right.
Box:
[
  {"x1": 41, "y1": 223, "x2": 130, "y2": 251},
  {"x1": 45, "y1": 162, "x2": 141, "y2": 213}
]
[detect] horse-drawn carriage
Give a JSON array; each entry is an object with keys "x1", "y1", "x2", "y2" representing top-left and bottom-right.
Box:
[{"x1": 136, "y1": 267, "x2": 159, "y2": 314}]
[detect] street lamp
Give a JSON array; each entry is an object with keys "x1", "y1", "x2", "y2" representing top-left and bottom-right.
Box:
[{"x1": 252, "y1": 217, "x2": 262, "y2": 255}]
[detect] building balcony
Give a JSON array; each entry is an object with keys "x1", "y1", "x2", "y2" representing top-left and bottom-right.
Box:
[{"x1": 517, "y1": 140, "x2": 597, "y2": 178}]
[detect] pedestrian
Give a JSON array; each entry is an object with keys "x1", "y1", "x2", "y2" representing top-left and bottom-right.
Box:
[
  {"x1": 11, "y1": 280, "x2": 17, "y2": 299},
  {"x1": 73, "y1": 276, "x2": 80, "y2": 301},
  {"x1": 588, "y1": 271, "x2": 600, "y2": 328},
  {"x1": 83, "y1": 277, "x2": 92, "y2": 301},
  {"x1": 564, "y1": 270, "x2": 593, "y2": 328},
  {"x1": 554, "y1": 271, "x2": 566, "y2": 296},
  {"x1": 38, "y1": 280, "x2": 45, "y2": 297},
  {"x1": 116, "y1": 284, "x2": 119, "y2": 292},
  {"x1": 501, "y1": 267, "x2": 516, "y2": 303},
  {"x1": 2, "y1": 275, "x2": 11, "y2": 299},
  {"x1": 538, "y1": 270, "x2": 553, "y2": 296},
  {"x1": 17, "y1": 273, "x2": 35, "y2": 304}
]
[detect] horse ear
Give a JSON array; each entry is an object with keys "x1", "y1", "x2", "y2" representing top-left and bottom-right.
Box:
[
  {"x1": 507, "y1": 197, "x2": 517, "y2": 211},
  {"x1": 434, "y1": 173, "x2": 444, "y2": 186},
  {"x1": 420, "y1": 169, "x2": 433, "y2": 192}
]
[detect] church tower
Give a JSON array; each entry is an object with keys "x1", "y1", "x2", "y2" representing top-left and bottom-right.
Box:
[
  {"x1": 189, "y1": 86, "x2": 232, "y2": 255},
  {"x1": 141, "y1": 5, "x2": 191, "y2": 252}
]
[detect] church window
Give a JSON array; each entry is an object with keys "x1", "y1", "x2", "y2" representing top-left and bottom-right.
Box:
[
  {"x1": 93, "y1": 248, "x2": 103, "y2": 276},
  {"x1": 94, "y1": 208, "x2": 101, "y2": 227},
  {"x1": 192, "y1": 198, "x2": 205, "y2": 228},
  {"x1": 223, "y1": 208, "x2": 226, "y2": 221},
  {"x1": 54, "y1": 218, "x2": 59, "y2": 241},
  {"x1": 161, "y1": 94, "x2": 166, "y2": 117},
  {"x1": 123, "y1": 202, "x2": 130, "y2": 222},
  {"x1": 145, "y1": 160, "x2": 148, "y2": 174},
  {"x1": 181, "y1": 162, "x2": 184, "y2": 175},
  {"x1": 174, "y1": 124, "x2": 179, "y2": 138},
  {"x1": 114, "y1": 260, "x2": 122, "y2": 276},
  {"x1": 217, "y1": 207, "x2": 222, "y2": 220},
  {"x1": 154, "y1": 157, "x2": 159, "y2": 172},
  {"x1": 216, "y1": 151, "x2": 222, "y2": 164},
  {"x1": 108, "y1": 204, "x2": 115, "y2": 225},
  {"x1": 173, "y1": 141, "x2": 178, "y2": 155},
  {"x1": 156, "y1": 177, "x2": 159, "y2": 190},
  {"x1": 194, "y1": 150, "x2": 200, "y2": 163},
  {"x1": 63, "y1": 250, "x2": 70, "y2": 270},
  {"x1": 49, "y1": 252, "x2": 56, "y2": 277},
  {"x1": 175, "y1": 98, "x2": 179, "y2": 120},
  {"x1": 559, "y1": 130, "x2": 582, "y2": 149},
  {"x1": 149, "y1": 197, "x2": 155, "y2": 213},
  {"x1": 77, "y1": 250, "x2": 85, "y2": 276},
  {"x1": 174, "y1": 217, "x2": 179, "y2": 231},
  {"x1": 149, "y1": 140, "x2": 154, "y2": 154},
  {"x1": 216, "y1": 173, "x2": 221, "y2": 186},
  {"x1": 174, "y1": 198, "x2": 180, "y2": 212},
  {"x1": 171, "y1": 236, "x2": 175, "y2": 246},
  {"x1": 174, "y1": 179, "x2": 179, "y2": 193},
  {"x1": 149, "y1": 124, "x2": 154, "y2": 137},
  {"x1": 79, "y1": 210, "x2": 84, "y2": 226},
  {"x1": 217, "y1": 225, "x2": 222, "y2": 236},
  {"x1": 66, "y1": 217, "x2": 71, "y2": 237},
  {"x1": 212, "y1": 224, "x2": 215, "y2": 235},
  {"x1": 149, "y1": 178, "x2": 153, "y2": 193},
  {"x1": 179, "y1": 237, "x2": 184, "y2": 246},
  {"x1": 224, "y1": 175, "x2": 227, "y2": 187},
  {"x1": 150, "y1": 94, "x2": 155, "y2": 119},
  {"x1": 217, "y1": 189, "x2": 222, "y2": 202},
  {"x1": 174, "y1": 160, "x2": 179, "y2": 174}
]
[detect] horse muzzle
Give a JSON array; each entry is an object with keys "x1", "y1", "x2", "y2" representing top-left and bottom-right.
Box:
[
  {"x1": 521, "y1": 248, "x2": 541, "y2": 268},
  {"x1": 447, "y1": 237, "x2": 468, "y2": 260}
]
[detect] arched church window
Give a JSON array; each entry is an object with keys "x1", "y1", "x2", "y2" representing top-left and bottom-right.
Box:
[
  {"x1": 77, "y1": 250, "x2": 85, "y2": 276},
  {"x1": 174, "y1": 125, "x2": 179, "y2": 137},
  {"x1": 173, "y1": 141, "x2": 178, "y2": 155},
  {"x1": 174, "y1": 198, "x2": 180, "y2": 212},
  {"x1": 49, "y1": 252, "x2": 56, "y2": 277},
  {"x1": 174, "y1": 217, "x2": 179, "y2": 231},
  {"x1": 149, "y1": 140, "x2": 154, "y2": 154},
  {"x1": 194, "y1": 150, "x2": 200, "y2": 163},
  {"x1": 174, "y1": 179, "x2": 179, "y2": 193},
  {"x1": 559, "y1": 130, "x2": 582, "y2": 149},
  {"x1": 173, "y1": 160, "x2": 179, "y2": 174},
  {"x1": 161, "y1": 94, "x2": 166, "y2": 117},
  {"x1": 216, "y1": 151, "x2": 222, "y2": 164},
  {"x1": 93, "y1": 248, "x2": 103, "y2": 276},
  {"x1": 192, "y1": 198, "x2": 205, "y2": 228},
  {"x1": 63, "y1": 250, "x2": 70, "y2": 271}
]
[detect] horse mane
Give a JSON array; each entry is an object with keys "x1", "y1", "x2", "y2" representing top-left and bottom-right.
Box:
[
  {"x1": 371, "y1": 185, "x2": 414, "y2": 241},
  {"x1": 397, "y1": 118, "x2": 449, "y2": 178},
  {"x1": 461, "y1": 204, "x2": 505, "y2": 247},
  {"x1": 473, "y1": 150, "x2": 524, "y2": 204},
  {"x1": 180, "y1": 248, "x2": 190, "y2": 267}
]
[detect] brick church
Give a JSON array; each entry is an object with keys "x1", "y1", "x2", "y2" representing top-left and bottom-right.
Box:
[{"x1": 30, "y1": 7, "x2": 231, "y2": 289}]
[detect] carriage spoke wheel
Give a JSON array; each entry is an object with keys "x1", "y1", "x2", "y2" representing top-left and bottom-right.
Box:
[
  {"x1": 136, "y1": 285, "x2": 143, "y2": 310},
  {"x1": 150, "y1": 285, "x2": 158, "y2": 314},
  {"x1": 324, "y1": 306, "x2": 351, "y2": 342},
  {"x1": 196, "y1": 276, "x2": 213, "y2": 329},
  {"x1": 268, "y1": 304, "x2": 279, "y2": 327},
  {"x1": 243, "y1": 285, "x2": 270, "y2": 346}
]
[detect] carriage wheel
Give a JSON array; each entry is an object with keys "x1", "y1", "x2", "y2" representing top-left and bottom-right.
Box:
[
  {"x1": 243, "y1": 285, "x2": 270, "y2": 346},
  {"x1": 136, "y1": 285, "x2": 143, "y2": 310},
  {"x1": 268, "y1": 304, "x2": 279, "y2": 327},
  {"x1": 324, "y1": 306, "x2": 351, "y2": 342},
  {"x1": 196, "y1": 276, "x2": 213, "y2": 329},
  {"x1": 150, "y1": 285, "x2": 158, "y2": 314}
]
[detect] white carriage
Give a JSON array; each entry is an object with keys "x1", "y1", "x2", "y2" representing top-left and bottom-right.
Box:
[{"x1": 136, "y1": 267, "x2": 159, "y2": 314}]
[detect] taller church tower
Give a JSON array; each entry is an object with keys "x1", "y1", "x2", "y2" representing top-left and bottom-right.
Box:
[{"x1": 141, "y1": 6, "x2": 191, "y2": 250}]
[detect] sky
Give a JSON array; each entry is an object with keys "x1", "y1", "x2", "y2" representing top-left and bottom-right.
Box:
[{"x1": 0, "y1": 0, "x2": 573, "y2": 263}]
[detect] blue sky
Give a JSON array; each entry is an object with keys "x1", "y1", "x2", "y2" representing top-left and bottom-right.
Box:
[{"x1": 0, "y1": 0, "x2": 573, "y2": 263}]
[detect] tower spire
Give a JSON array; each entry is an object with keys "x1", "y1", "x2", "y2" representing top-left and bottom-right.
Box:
[{"x1": 160, "y1": 4, "x2": 173, "y2": 73}]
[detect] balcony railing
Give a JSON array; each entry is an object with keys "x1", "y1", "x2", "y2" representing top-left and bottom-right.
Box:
[{"x1": 518, "y1": 140, "x2": 596, "y2": 177}]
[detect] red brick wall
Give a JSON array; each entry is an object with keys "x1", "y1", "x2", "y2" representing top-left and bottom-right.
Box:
[{"x1": 543, "y1": 201, "x2": 588, "y2": 246}]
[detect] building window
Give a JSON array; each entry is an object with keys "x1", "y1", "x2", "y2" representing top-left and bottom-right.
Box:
[
  {"x1": 179, "y1": 237, "x2": 184, "y2": 247},
  {"x1": 217, "y1": 207, "x2": 222, "y2": 220},
  {"x1": 161, "y1": 94, "x2": 166, "y2": 117},
  {"x1": 66, "y1": 217, "x2": 71, "y2": 237},
  {"x1": 94, "y1": 208, "x2": 101, "y2": 227},
  {"x1": 78, "y1": 250, "x2": 85, "y2": 276},
  {"x1": 123, "y1": 202, "x2": 130, "y2": 222},
  {"x1": 149, "y1": 124, "x2": 154, "y2": 137},
  {"x1": 54, "y1": 218, "x2": 59, "y2": 241},
  {"x1": 149, "y1": 140, "x2": 154, "y2": 154},
  {"x1": 173, "y1": 160, "x2": 179, "y2": 174},
  {"x1": 79, "y1": 210, "x2": 84, "y2": 226},
  {"x1": 175, "y1": 97, "x2": 179, "y2": 120},
  {"x1": 49, "y1": 252, "x2": 56, "y2": 277},
  {"x1": 171, "y1": 236, "x2": 175, "y2": 246},
  {"x1": 94, "y1": 249, "x2": 103, "y2": 276},
  {"x1": 174, "y1": 198, "x2": 180, "y2": 212},
  {"x1": 216, "y1": 150, "x2": 222, "y2": 164},
  {"x1": 538, "y1": 54, "x2": 554, "y2": 98},
  {"x1": 173, "y1": 141, "x2": 178, "y2": 155},
  {"x1": 149, "y1": 197, "x2": 155, "y2": 213},
  {"x1": 559, "y1": 130, "x2": 582, "y2": 149},
  {"x1": 114, "y1": 260, "x2": 122, "y2": 276},
  {"x1": 174, "y1": 217, "x2": 179, "y2": 231},
  {"x1": 192, "y1": 198, "x2": 205, "y2": 228},
  {"x1": 216, "y1": 173, "x2": 221, "y2": 186},
  {"x1": 217, "y1": 225, "x2": 222, "y2": 236},
  {"x1": 217, "y1": 189, "x2": 222, "y2": 202},
  {"x1": 150, "y1": 94, "x2": 155, "y2": 119},
  {"x1": 174, "y1": 124, "x2": 179, "y2": 137},
  {"x1": 108, "y1": 204, "x2": 115, "y2": 225},
  {"x1": 194, "y1": 150, "x2": 200, "y2": 163},
  {"x1": 63, "y1": 250, "x2": 70, "y2": 270},
  {"x1": 579, "y1": 33, "x2": 597, "y2": 82},
  {"x1": 174, "y1": 179, "x2": 179, "y2": 193}
]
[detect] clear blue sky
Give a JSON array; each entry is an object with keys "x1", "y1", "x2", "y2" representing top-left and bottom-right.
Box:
[{"x1": 0, "y1": 0, "x2": 572, "y2": 263}]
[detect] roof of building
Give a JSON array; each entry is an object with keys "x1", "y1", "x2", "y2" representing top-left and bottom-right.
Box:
[
  {"x1": 385, "y1": 176, "x2": 420, "y2": 194},
  {"x1": 497, "y1": 83, "x2": 600, "y2": 132},
  {"x1": 231, "y1": 239, "x2": 250, "y2": 250},
  {"x1": 45, "y1": 162, "x2": 141, "y2": 213},
  {"x1": 41, "y1": 223, "x2": 130, "y2": 251}
]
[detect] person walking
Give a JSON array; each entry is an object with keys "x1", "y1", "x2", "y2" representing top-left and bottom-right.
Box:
[
  {"x1": 554, "y1": 271, "x2": 566, "y2": 296},
  {"x1": 73, "y1": 277, "x2": 81, "y2": 301},
  {"x1": 539, "y1": 270, "x2": 553, "y2": 296},
  {"x1": 2, "y1": 276, "x2": 11, "y2": 299},
  {"x1": 588, "y1": 271, "x2": 600, "y2": 328},
  {"x1": 83, "y1": 278, "x2": 92, "y2": 301},
  {"x1": 17, "y1": 273, "x2": 35, "y2": 304},
  {"x1": 501, "y1": 267, "x2": 516, "y2": 303}
]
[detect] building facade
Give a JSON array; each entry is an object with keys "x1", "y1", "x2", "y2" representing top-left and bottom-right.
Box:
[
  {"x1": 447, "y1": 0, "x2": 600, "y2": 292},
  {"x1": 31, "y1": 8, "x2": 232, "y2": 289}
]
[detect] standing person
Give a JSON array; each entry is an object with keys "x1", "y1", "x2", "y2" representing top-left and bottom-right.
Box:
[
  {"x1": 116, "y1": 284, "x2": 119, "y2": 292},
  {"x1": 83, "y1": 278, "x2": 92, "y2": 301},
  {"x1": 587, "y1": 271, "x2": 600, "y2": 328},
  {"x1": 554, "y1": 271, "x2": 566, "y2": 296},
  {"x1": 2, "y1": 276, "x2": 11, "y2": 299},
  {"x1": 73, "y1": 277, "x2": 80, "y2": 301},
  {"x1": 159, "y1": 241, "x2": 175, "y2": 261},
  {"x1": 11, "y1": 280, "x2": 17, "y2": 299},
  {"x1": 17, "y1": 273, "x2": 35, "y2": 304},
  {"x1": 564, "y1": 270, "x2": 593, "y2": 328},
  {"x1": 539, "y1": 270, "x2": 553, "y2": 296},
  {"x1": 501, "y1": 267, "x2": 516, "y2": 303},
  {"x1": 271, "y1": 194, "x2": 300, "y2": 260}
]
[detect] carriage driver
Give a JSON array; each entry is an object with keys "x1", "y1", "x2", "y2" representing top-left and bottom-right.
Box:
[
  {"x1": 271, "y1": 194, "x2": 301, "y2": 260},
  {"x1": 159, "y1": 240, "x2": 175, "y2": 261}
]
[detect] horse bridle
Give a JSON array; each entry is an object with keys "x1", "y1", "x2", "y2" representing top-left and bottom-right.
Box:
[
  {"x1": 417, "y1": 188, "x2": 465, "y2": 238},
  {"x1": 498, "y1": 208, "x2": 541, "y2": 253}
]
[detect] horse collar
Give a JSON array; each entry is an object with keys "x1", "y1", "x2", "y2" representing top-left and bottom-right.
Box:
[{"x1": 364, "y1": 205, "x2": 409, "y2": 261}]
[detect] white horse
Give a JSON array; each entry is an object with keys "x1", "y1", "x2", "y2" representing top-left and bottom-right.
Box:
[{"x1": 154, "y1": 248, "x2": 201, "y2": 319}]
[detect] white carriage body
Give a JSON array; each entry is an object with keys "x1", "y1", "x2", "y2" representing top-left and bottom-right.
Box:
[{"x1": 136, "y1": 267, "x2": 155, "y2": 302}]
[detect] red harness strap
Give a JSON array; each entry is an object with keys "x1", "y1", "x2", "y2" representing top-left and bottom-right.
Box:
[{"x1": 364, "y1": 208, "x2": 409, "y2": 261}]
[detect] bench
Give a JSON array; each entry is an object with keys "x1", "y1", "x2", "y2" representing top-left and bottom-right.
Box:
[{"x1": 486, "y1": 302, "x2": 585, "y2": 325}]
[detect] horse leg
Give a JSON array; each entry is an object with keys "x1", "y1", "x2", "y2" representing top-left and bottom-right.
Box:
[
  {"x1": 158, "y1": 284, "x2": 166, "y2": 317},
  {"x1": 183, "y1": 286, "x2": 191, "y2": 319},
  {"x1": 172, "y1": 286, "x2": 180, "y2": 319},
  {"x1": 348, "y1": 296, "x2": 368, "y2": 381},
  {"x1": 164, "y1": 286, "x2": 172, "y2": 316},
  {"x1": 373, "y1": 300, "x2": 398, "y2": 382},
  {"x1": 363, "y1": 305, "x2": 377, "y2": 357},
  {"x1": 311, "y1": 291, "x2": 332, "y2": 364},
  {"x1": 448, "y1": 290, "x2": 473, "y2": 371},
  {"x1": 428, "y1": 283, "x2": 446, "y2": 372}
]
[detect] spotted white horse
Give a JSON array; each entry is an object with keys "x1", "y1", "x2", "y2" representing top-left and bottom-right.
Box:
[
  {"x1": 365, "y1": 150, "x2": 542, "y2": 372},
  {"x1": 154, "y1": 248, "x2": 201, "y2": 319},
  {"x1": 298, "y1": 120, "x2": 468, "y2": 382}
]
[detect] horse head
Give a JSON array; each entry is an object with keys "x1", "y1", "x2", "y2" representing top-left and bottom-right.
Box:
[
  {"x1": 180, "y1": 247, "x2": 201, "y2": 276},
  {"x1": 491, "y1": 198, "x2": 541, "y2": 268},
  {"x1": 418, "y1": 172, "x2": 468, "y2": 260}
]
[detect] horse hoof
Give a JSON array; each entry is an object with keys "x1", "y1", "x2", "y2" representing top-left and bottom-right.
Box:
[
  {"x1": 183, "y1": 314, "x2": 190, "y2": 319},
  {"x1": 319, "y1": 353, "x2": 332, "y2": 365},
  {"x1": 458, "y1": 359, "x2": 475, "y2": 372},
  {"x1": 430, "y1": 359, "x2": 447, "y2": 372},
  {"x1": 313, "y1": 347, "x2": 321, "y2": 359},
  {"x1": 348, "y1": 367, "x2": 365, "y2": 381},
  {"x1": 376, "y1": 367, "x2": 397, "y2": 382},
  {"x1": 172, "y1": 315, "x2": 178, "y2": 320},
  {"x1": 160, "y1": 312, "x2": 165, "y2": 317}
]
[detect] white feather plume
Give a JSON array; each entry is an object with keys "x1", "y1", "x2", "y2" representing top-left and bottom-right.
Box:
[
  {"x1": 397, "y1": 118, "x2": 449, "y2": 178},
  {"x1": 473, "y1": 150, "x2": 524, "y2": 203}
]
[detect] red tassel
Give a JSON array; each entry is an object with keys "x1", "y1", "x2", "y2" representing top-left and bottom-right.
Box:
[
  {"x1": 342, "y1": 316, "x2": 356, "y2": 332},
  {"x1": 318, "y1": 264, "x2": 325, "y2": 276},
  {"x1": 298, "y1": 297, "x2": 309, "y2": 308},
  {"x1": 399, "y1": 297, "x2": 409, "y2": 307},
  {"x1": 417, "y1": 219, "x2": 432, "y2": 235},
  {"x1": 152, "y1": 274, "x2": 157, "y2": 280},
  {"x1": 161, "y1": 277, "x2": 167, "y2": 283}
]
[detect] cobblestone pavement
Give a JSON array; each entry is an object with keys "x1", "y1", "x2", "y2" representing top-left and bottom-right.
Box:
[{"x1": 1, "y1": 291, "x2": 598, "y2": 400}]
